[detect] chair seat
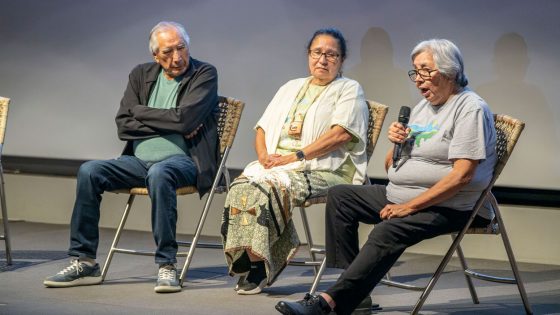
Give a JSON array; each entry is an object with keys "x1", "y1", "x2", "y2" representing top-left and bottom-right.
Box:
[
  {"x1": 111, "y1": 186, "x2": 198, "y2": 196},
  {"x1": 466, "y1": 221, "x2": 499, "y2": 234},
  {"x1": 302, "y1": 195, "x2": 328, "y2": 207}
]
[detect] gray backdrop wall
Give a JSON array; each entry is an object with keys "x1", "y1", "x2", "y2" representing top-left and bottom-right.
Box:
[{"x1": 1, "y1": 0, "x2": 559, "y2": 190}]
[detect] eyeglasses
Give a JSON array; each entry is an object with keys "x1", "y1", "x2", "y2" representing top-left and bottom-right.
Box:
[
  {"x1": 309, "y1": 50, "x2": 340, "y2": 62},
  {"x1": 408, "y1": 68, "x2": 438, "y2": 81}
]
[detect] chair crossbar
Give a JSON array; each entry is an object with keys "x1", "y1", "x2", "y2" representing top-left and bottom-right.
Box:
[
  {"x1": 176, "y1": 241, "x2": 223, "y2": 249},
  {"x1": 464, "y1": 269, "x2": 517, "y2": 284}
]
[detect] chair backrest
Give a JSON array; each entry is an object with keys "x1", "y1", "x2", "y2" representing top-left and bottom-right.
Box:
[
  {"x1": 0, "y1": 96, "x2": 10, "y2": 151},
  {"x1": 467, "y1": 114, "x2": 525, "y2": 234},
  {"x1": 216, "y1": 96, "x2": 245, "y2": 157},
  {"x1": 492, "y1": 114, "x2": 525, "y2": 181},
  {"x1": 365, "y1": 100, "x2": 389, "y2": 162},
  {"x1": 477, "y1": 114, "x2": 525, "y2": 196}
]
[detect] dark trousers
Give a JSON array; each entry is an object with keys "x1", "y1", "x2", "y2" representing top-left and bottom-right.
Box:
[
  {"x1": 324, "y1": 184, "x2": 490, "y2": 315},
  {"x1": 68, "y1": 154, "x2": 197, "y2": 265}
]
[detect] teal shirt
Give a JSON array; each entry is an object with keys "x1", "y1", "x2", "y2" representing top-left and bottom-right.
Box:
[{"x1": 133, "y1": 70, "x2": 188, "y2": 162}]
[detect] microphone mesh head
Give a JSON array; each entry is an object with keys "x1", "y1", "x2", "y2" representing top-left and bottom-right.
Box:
[{"x1": 398, "y1": 106, "x2": 411, "y2": 124}]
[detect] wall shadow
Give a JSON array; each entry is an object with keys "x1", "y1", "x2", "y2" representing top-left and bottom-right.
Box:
[
  {"x1": 345, "y1": 27, "x2": 414, "y2": 177},
  {"x1": 346, "y1": 27, "x2": 413, "y2": 108},
  {"x1": 476, "y1": 32, "x2": 557, "y2": 188}
]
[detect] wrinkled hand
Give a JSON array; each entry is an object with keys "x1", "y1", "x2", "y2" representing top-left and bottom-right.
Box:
[
  {"x1": 185, "y1": 124, "x2": 203, "y2": 139},
  {"x1": 388, "y1": 121, "x2": 410, "y2": 144},
  {"x1": 258, "y1": 153, "x2": 281, "y2": 169},
  {"x1": 266, "y1": 153, "x2": 298, "y2": 169},
  {"x1": 380, "y1": 203, "x2": 415, "y2": 220}
]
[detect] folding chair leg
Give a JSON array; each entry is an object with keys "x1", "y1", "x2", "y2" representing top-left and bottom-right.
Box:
[
  {"x1": 178, "y1": 147, "x2": 231, "y2": 286},
  {"x1": 101, "y1": 194, "x2": 136, "y2": 281},
  {"x1": 223, "y1": 169, "x2": 231, "y2": 193},
  {"x1": 309, "y1": 256, "x2": 327, "y2": 295},
  {"x1": 411, "y1": 227, "x2": 468, "y2": 314},
  {"x1": 494, "y1": 207, "x2": 533, "y2": 315},
  {"x1": 0, "y1": 170, "x2": 12, "y2": 266},
  {"x1": 454, "y1": 237, "x2": 479, "y2": 304},
  {"x1": 178, "y1": 186, "x2": 217, "y2": 286},
  {"x1": 299, "y1": 206, "x2": 319, "y2": 274}
]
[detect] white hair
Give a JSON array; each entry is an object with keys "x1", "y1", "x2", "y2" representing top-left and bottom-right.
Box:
[
  {"x1": 149, "y1": 21, "x2": 190, "y2": 54},
  {"x1": 411, "y1": 39, "x2": 468, "y2": 87}
]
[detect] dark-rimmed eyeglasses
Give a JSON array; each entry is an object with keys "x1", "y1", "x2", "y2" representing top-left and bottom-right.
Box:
[
  {"x1": 408, "y1": 68, "x2": 438, "y2": 81},
  {"x1": 309, "y1": 50, "x2": 340, "y2": 62}
]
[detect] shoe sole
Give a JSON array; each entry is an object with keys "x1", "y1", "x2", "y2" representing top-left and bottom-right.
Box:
[
  {"x1": 234, "y1": 273, "x2": 248, "y2": 291},
  {"x1": 154, "y1": 285, "x2": 182, "y2": 293},
  {"x1": 43, "y1": 276, "x2": 102, "y2": 288},
  {"x1": 236, "y1": 279, "x2": 267, "y2": 295}
]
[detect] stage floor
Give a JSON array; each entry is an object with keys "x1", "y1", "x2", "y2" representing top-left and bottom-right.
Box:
[{"x1": 1, "y1": 221, "x2": 559, "y2": 315}]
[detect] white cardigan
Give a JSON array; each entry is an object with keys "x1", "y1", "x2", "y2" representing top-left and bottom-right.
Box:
[{"x1": 253, "y1": 76, "x2": 368, "y2": 184}]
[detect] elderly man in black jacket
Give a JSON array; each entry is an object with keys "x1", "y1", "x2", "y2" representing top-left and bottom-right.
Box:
[{"x1": 44, "y1": 21, "x2": 219, "y2": 293}]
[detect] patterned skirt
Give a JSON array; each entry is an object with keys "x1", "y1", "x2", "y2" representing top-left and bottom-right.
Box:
[{"x1": 221, "y1": 169, "x2": 347, "y2": 285}]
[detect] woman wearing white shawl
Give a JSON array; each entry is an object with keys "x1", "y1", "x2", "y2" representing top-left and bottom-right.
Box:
[{"x1": 221, "y1": 28, "x2": 368, "y2": 295}]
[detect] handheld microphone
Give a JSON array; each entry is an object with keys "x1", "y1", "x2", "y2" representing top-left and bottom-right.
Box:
[{"x1": 392, "y1": 106, "x2": 411, "y2": 168}]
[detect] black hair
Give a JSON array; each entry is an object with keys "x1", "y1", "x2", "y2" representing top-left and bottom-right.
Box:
[{"x1": 306, "y1": 28, "x2": 347, "y2": 61}]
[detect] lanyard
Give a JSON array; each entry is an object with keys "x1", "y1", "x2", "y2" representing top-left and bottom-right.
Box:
[{"x1": 288, "y1": 78, "x2": 327, "y2": 125}]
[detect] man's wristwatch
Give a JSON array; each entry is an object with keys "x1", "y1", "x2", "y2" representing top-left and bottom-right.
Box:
[{"x1": 295, "y1": 150, "x2": 306, "y2": 161}]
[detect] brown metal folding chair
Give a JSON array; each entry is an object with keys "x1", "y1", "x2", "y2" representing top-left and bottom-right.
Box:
[
  {"x1": 100, "y1": 96, "x2": 244, "y2": 286},
  {"x1": 310, "y1": 114, "x2": 533, "y2": 314},
  {"x1": 0, "y1": 96, "x2": 12, "y2": 266},
  {"x1": 289, "y1": 100, "x2": 389, "y2": 292}
]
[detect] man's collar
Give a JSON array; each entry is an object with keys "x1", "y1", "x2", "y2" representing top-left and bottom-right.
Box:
[{"x1": 180, "y1": 57, "x2": 197, "y2": 82}]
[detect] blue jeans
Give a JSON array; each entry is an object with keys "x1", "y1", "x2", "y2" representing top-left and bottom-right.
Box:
[{"x1": 68, "y1": 154, "x2": 197, "y2": 265}]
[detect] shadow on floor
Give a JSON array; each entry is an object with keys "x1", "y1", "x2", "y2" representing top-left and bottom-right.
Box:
[{"x1": 1, "y1": 250, "x2": 68, "y2": 272}]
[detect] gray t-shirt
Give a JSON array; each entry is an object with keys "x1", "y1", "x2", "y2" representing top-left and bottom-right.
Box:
[{"x1": 387, "y1": 88, "x2": 496, "y2": 218}]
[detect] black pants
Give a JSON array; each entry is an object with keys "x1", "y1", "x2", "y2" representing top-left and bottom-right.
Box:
[{"x1": 324, "y1": 184, "x2": 490, "y2": 315}]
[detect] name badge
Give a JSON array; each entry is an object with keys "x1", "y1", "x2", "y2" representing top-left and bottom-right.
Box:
[{"x1": 288, "y1": 113, "x2": 304, "y2": 138}]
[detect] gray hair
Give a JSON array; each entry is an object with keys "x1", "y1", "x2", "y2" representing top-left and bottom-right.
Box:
[
  {"x1": 149, "y1": 21, "x2": 190, "y2": 54},
  {"x1": 411, "y1": 39, "x2": 468, "y2": 87}
]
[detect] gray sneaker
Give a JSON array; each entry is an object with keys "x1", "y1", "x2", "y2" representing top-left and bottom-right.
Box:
[
  {"x1": 237, "y1": 261, "x2": 267, "y2": 295},
  {"x1": 43, "y1": 259, "x2": 102, "y2": 288},
  {"x1": 154, "y1": 264, "x2": 181, "y2": 293},
  {"x1": 236, "y1": 277, "x2": 267, "y2": 295},
  {"x1": 234, "y1": 274, "x2": 247, "y2": 291}
]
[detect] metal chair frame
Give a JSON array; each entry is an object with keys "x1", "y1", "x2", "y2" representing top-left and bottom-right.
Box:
[
  {"x1": 306, "y1": 114, "x2": 533, "y2": 315},
  {"x1": 100, "y1": 96, "x2": 244, "y2": 286},
  {"x1": 289, "y1": 100, "x2": 389, "y2": 285},
  {"x1": 0, "y1": 96, "x2": 11, "y2": 266}
]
